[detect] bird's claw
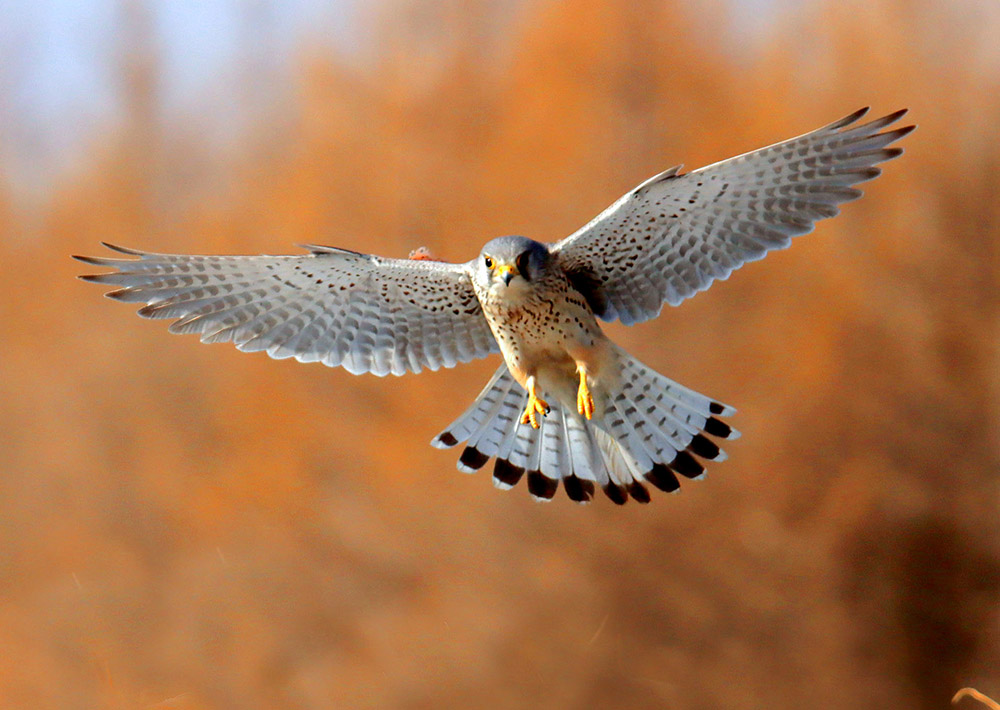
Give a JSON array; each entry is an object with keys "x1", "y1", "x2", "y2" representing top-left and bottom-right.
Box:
[
  {"x1": 520, "y1": 393, "x2": 549, "y2": 429},
  {"x1": 520, "y1": 385, "x2": 549, "y2": 430},
  {"x1": 577, "y1": 368, "x2": 594, "y2": 420}
]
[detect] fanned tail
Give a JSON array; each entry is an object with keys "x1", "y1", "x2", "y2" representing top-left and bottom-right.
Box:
[
  {"x1": 433, "y1": 366, "x2": 598, "y2": 501},
  {"x1": 432, "y1": 353, "x2": 738, "y2": 504}
]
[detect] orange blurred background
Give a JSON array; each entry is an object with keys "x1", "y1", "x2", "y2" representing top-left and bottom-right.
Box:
[{"x1": 2, "y1": 0, "x2": 999, "y2": 708}]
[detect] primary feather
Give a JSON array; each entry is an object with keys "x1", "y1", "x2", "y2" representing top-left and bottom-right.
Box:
[
  {"x1": 75, "y1": 243, "x2": 498, "y2": 376},
  {"x1": 553, "y1": 107, "x2": 914, "y2": 324}
]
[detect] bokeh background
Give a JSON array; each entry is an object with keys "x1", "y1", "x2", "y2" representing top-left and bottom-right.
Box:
[{"x1": 2, "y1": 0, "x2": 999, "y2": 708}]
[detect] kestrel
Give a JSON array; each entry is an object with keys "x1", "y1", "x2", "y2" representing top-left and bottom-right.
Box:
[{"x1": 76, "y1": 107, "x2": 913, "y2": 504}]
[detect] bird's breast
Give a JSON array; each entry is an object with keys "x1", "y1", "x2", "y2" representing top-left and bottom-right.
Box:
[{"x1": 479, "y1": 278, "x2": 607, "y2": 393}]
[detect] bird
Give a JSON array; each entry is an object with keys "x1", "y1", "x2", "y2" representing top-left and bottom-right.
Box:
[{"x1": 75, "y1": 107, "x2": 914, "y2": 504}]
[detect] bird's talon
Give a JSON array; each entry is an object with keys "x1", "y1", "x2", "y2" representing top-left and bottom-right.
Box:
[
  {"x1": 577, "y1": 369, "x2": 595, "y2": 420},
  {"x1": 520, "y1": 383, "x2": 549, "y2": 430}
]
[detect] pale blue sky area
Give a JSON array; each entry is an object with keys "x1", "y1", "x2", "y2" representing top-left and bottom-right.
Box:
[
  {"x1": 1, "y1": 0, "x2": 365, "y2": 184},
  {"x1": 0, "y1": 0, "x2": 784, "y2": 191}
]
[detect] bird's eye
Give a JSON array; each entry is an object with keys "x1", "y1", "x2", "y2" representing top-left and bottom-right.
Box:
[{"x1": 484, "y1": 256, "x2": 494, "y2": 269}]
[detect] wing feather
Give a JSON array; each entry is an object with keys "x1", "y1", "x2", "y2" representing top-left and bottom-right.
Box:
[
  {"x1": 552, "y1": 108, "x2": 915, "y2": 324},
  {"x1": 75, "y1": 243, "x2": 499, "y2": 376}
]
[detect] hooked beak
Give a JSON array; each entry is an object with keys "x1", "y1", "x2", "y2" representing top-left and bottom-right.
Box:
[{"x1": 497, "y1": 264, "x2": 518, "y2": 286}]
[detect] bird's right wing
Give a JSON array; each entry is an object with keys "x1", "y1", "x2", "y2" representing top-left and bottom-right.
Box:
[
  {"x1": 551, "y1": 108, "x2": 915, "y2": 325},
  {"x1": 75, "y1": 243, "x2": 499, "y2": 376}
]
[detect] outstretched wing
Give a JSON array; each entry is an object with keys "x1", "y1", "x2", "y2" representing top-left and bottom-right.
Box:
[
  {"x1": 75, "y1": 243, "x2": 498, "y2": 376},
  {"x1": 551, "y1": 107, "x2": 915, "y2": 325}
]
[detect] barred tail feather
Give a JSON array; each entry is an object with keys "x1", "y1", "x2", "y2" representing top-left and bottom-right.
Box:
[
  {"x1": 561, "y1": 414, "x2": 601, "y2": 502},
  {"x1": 431, "y1": 354, "x2": 737, "y2": 504},
  {"x1": 431, "y1": 365, "x2": 516, "y2": 450}
]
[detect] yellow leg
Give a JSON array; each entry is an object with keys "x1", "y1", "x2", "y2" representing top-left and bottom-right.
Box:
[
  {"x1": 576, "y1": 366, "x2": 594, "y2": 420},
  {"x1": 520, "y1": 376, "x2": 549, "y2": 429}
]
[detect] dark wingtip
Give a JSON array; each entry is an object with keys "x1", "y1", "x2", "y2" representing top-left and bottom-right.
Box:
[
  {"x1": 851, "y1": 106, "x2": 871, "y2": 120},
  {"x1": 830, "y1": 106, "x2": 870, "y2": 129},
  {"x1": 299, "y1": 243, "x2": 364, "y2": 257},
  {"x1": 852, "y1": 166, "x2": 883, "y2": 183},
  {"x1": 100, "y1": 242, "x2": 144, "y2": 255},
  {"x1": 854, "y1": 109, "x2": 914, "y2": 139},
  {"x1": 709, "y1": 402, "x2": 725, "y2": 415},
  {"x1": 891, "y1": 124, "x2": 917, "y2": 140},
  {"x1": 104, "y1": 288, "x2": 132, "y2": 301},
  {"x1": 73, "y1": 254, "x2": 114, "y2": 266},
  {"x1": 881, "y1": 107, "x2": 909, "y2": 124}
]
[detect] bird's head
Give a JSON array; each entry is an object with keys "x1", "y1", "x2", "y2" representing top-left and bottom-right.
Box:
[{"x1": 476, "y1": 236, "x2": 551, "y2": 296}]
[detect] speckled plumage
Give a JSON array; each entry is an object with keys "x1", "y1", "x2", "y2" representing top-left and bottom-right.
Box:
[
  {"x1": 470, "y1": 238, "x2": 611, "y2": 411},
  {"x1": 76, "y1": 107, "x2": 914, "y2": 504}
]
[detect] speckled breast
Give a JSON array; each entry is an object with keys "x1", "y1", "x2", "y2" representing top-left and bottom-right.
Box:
[{"x1": 477, "y1": 273, "x2": 601, "y2": 382}]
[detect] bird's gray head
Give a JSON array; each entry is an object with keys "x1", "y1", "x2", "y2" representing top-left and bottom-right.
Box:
[{"x1": 475, "y1": 236, "x2": 552, "y2": 295}]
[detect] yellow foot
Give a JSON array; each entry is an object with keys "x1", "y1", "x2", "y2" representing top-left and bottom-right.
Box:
[
  {"x1": 520, "y1": 376, "x2": 549, "y2": 429},
  {"x1": 576, "y1": 367, "x2": 595, "y2": 420}
]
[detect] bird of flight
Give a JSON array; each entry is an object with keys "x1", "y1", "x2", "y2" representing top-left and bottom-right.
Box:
[{"x1": 76, "y1": 108, "x2": 913, "y2": 504}]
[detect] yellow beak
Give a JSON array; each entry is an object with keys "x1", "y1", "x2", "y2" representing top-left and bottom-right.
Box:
[{"x1": 496, "y1": 263, "x2": 518, "y2": 286}]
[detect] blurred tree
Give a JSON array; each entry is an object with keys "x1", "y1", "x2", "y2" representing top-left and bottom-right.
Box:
[{"x1": 0, "y1": 0, "x2": 998, "y2": 708}]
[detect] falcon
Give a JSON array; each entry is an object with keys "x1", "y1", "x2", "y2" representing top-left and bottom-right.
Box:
[{"x1": 75, "y1": 107, "x2": 914, "y2": 504}]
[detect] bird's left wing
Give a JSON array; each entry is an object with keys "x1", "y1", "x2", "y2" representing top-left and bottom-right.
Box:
[
  {"x1": 551, "y1": 108, "x2": 915, "y2": 325},
  {"x1": 75, "y1": 243, "x2": 498, "y2": 376}
]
